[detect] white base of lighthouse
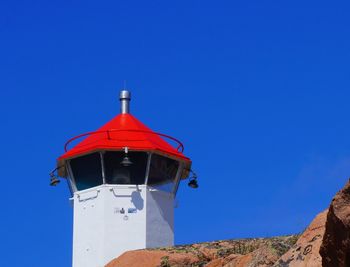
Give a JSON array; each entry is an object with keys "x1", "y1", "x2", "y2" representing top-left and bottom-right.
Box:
[{"x1": 72, "y1": 184, "x2": 174, "y2": 267}]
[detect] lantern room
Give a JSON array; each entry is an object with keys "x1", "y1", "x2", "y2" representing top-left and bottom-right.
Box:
[{"x1": 61, "y1": 149, "x2": 188, "y2": 194}]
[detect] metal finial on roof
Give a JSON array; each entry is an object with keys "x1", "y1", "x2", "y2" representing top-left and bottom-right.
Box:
[{"x1": 119, "y1": 90, "x2": 131, "y2": 114}]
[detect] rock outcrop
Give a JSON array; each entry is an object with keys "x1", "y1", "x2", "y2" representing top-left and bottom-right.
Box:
[
  {"x1": 106, "y1": 236, "x2": 299, "y2": 267},
  {"x1": 105, "y1": 250, "x2": 199, "y2": 267},
  {"x1": 274, "y1": 210, "x2": 327, "y2": 267},
  {"x1": 320, "y1": 179, "x2": 350, "y2": 267}
]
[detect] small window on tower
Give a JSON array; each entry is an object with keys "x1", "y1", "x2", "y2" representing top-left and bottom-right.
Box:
[
  {"x1": 70, "y1": 153, "x2": 103, "y2": 191},
  {"x1": 147, "y1": 154, "x2": 179, "y2": 193},
  {"x1": 104, "y1": 151, "x2": 148, "y2": 185}
]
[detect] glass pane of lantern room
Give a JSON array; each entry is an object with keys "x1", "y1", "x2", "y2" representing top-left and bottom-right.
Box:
[
  {"x1": 70, "y1": 153, "x2": 103, "y2": 191},
  {"x1": 148, "y1": 154, "x2": 179, "y2": 193},
  {"x1": 104, "y1": 151, "x2": 148, "y2": 185}
]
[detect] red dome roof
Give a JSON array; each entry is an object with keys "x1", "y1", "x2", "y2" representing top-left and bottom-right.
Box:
[{"x1": 58, "y1": 113, "x2": 190, "y2": 162}]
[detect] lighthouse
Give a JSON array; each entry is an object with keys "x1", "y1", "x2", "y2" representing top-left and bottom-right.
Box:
[{"x1": 51, "y1": 90, "x2": 196, "y2": 267}]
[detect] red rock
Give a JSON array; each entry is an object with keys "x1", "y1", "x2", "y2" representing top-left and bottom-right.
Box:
[
  {"x1": 199, "y1": 246, "x2": 219, "y2": 260},
  {"x1": 105, "y1": 249, "x2": 199, "y2": 267},
  {"x1": 105, "y1": 250, "x2": 168, "y2": 267},
  {"x1": 226, "y1": 253, "x2": 253, "y2": 267},
  {"x1": 320, "y1": 179, "x2": 350, "y2": 267},
  {"x1": 205, "y1": 258, "x2": 225, "y2": 267},
  {"x1": 274, "y1": 209, "x2": 327, "y2": 267}
]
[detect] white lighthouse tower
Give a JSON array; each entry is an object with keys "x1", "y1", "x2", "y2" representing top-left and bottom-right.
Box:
[{"x1": 51, "y1": 91, "x2": 196, "y2": 267}]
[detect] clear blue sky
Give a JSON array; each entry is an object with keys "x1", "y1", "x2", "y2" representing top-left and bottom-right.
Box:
[{"x1": 1, "y1": 1, "x2": 350, "y2": 266}]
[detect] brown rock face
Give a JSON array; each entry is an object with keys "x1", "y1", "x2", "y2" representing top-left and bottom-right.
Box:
[
  {"x1": 105, "y1": 250, "x2": 200, "y2": 267},
  {"x1": 105, "y1": 250, "x2": 168, "y2": 267},
  {"x1": 105, "y1": 236, "x2": 298, "y2": 267},
  {"x1": 320, "y1": 179, "x2": 350, "y2": 267},
  {"x1": 274, "y1": 209, "x2": 327, "y2": 267}
]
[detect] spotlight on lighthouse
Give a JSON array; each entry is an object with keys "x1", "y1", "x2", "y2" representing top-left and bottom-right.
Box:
[
  {"x1": 188, "y1": 178, "x2": 198, "y2": 188},
  {"x1": 120, "y1": 147, "x2": 133, "y2": 167},
  {"x1": 187, "y1": 170, "x2": 198, "y2": 188},
  {"x1": 49, "y1": 173, "x2": 60, "y2": 186}
]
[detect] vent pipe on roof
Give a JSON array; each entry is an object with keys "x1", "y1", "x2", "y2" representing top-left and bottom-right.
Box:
[{"x1": 119, "y1": 90, "x2": 131, "y2": 114}]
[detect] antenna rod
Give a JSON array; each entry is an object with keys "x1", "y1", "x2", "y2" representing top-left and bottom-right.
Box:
[{"x1": 119, "y1": 90, "x2": 131, "y2": 114}]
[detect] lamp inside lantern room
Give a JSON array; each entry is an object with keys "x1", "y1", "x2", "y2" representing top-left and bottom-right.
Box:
[{"x1": 120, "y1": 147, "x2": 133, "y2": 167}]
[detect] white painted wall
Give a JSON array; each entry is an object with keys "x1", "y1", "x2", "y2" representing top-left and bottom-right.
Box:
[
  {"x1": 72, "y1": 184, "x2": 174, "y2": 267},
  {"x1": 146, "y1": 189, "x2": 174, "y2": 247}
]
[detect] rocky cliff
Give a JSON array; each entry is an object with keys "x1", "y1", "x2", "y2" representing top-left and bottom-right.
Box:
[
  {"x1": 106, "y1": 179, "x2": 350, "y2": 267},
  {"x1": 320, "y1": 179, "x2": 350, "y2": 267}
]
